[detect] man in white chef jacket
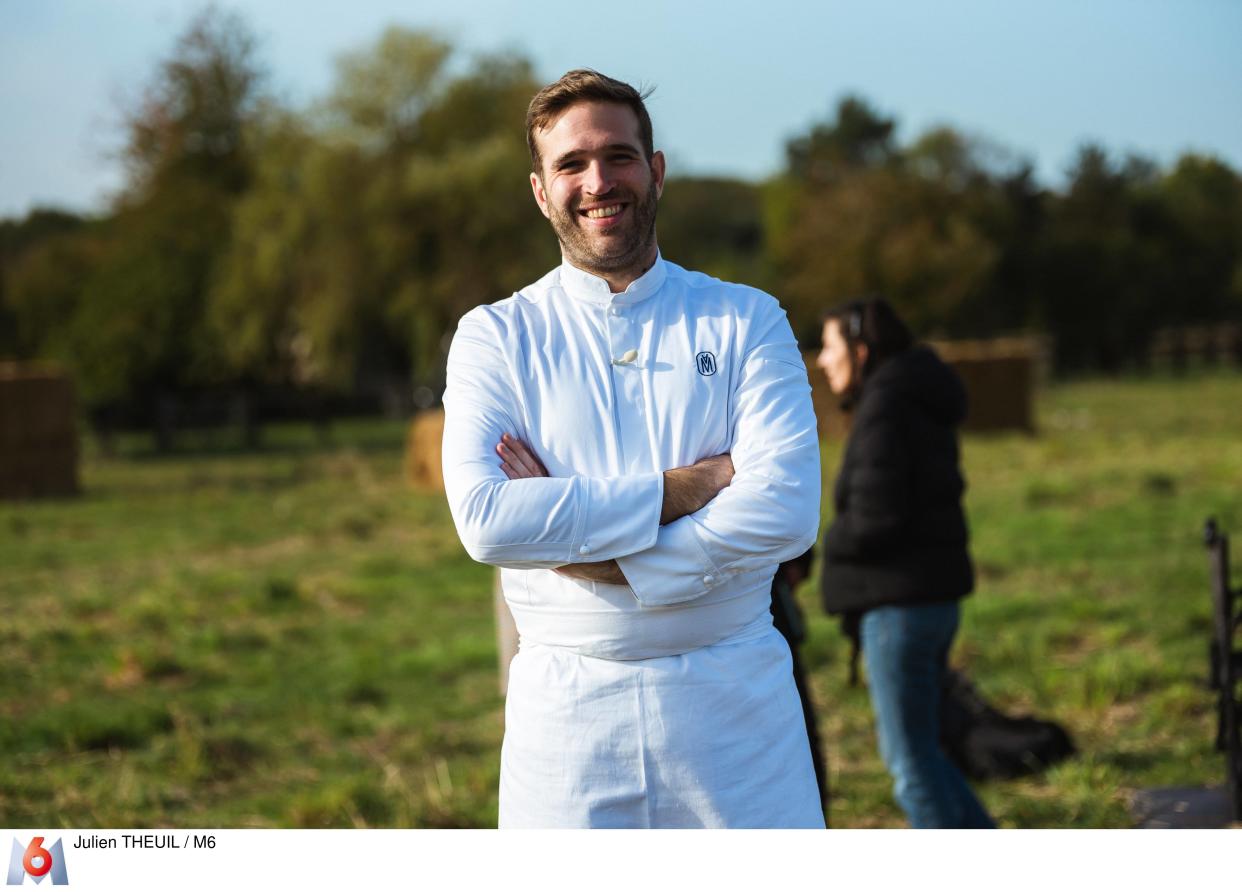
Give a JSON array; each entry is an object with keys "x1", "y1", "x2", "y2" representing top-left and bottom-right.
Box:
[{"x1": 442, "y1": 69, "x2": 824, "y2": 828}]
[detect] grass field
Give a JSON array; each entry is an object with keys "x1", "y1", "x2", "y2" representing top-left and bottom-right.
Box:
[{"x1": 2, "y1": 371, "x2": 1240, "y2": 828}]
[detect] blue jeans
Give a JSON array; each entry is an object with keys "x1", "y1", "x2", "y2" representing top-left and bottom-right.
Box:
[{"x1": 861, "y1": 602, "x2": 995, "y2": 829}]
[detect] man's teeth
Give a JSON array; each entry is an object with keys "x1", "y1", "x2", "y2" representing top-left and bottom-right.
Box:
[{"x1": 585, "y1": 205, "x2": 621, "y2": 219}]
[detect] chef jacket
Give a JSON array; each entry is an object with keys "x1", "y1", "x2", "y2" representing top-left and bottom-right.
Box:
[{"x1": 442, "y1": 255, "x2": 821, "y2": 659}]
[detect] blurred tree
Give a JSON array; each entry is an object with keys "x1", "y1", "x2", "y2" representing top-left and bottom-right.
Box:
[
  {"x1": 1160, "y1": 154, "x2": 1242, "y2": 323},
  {"x1": 321, "y1": 28, "x2": 453, "y2": 150},
  {"x1": 786, "y1": 95, "x2": 897, "y2": 184},
  {"x1": 72, "y1": 181, "x2": 241, "y2": 409},
  {"x1": 122, "y1": 6, "x2": 261, "y2": 199},
  {"x1": 207, "y1": 111, "x2": 330, "y2": 390},
  {"x1": 770, "y1": 104, "x2": 1009, "y2": 344},
  {"x1": 0, "y1": 210, "x2": 91, "y2": 359},
  {"x1": 904, "y1": 128, "x2": 1045, "y2": 338},
  {"x1": 658, "y1": 177, "x2": 769, "y2": 289},
  {"x1": 211, "y1": 31, "x2": 553, "y2": 402},
  {"x1": 375, "y1": 51, "x2": 554, "y2": 387},
  {"x1": 775, "y1": 165, "x2": 999, "y2": 339},
  {"x1": 56, "y1": 6, "x2": 267, "y2": 436},
  {"x1": 1036, "y1": 145, "x2": 1180, "y2": 371}
]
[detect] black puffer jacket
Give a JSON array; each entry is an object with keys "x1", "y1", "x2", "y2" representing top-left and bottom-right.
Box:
[{"x1": 820, "y1": 345, "x2": 974, "y2": 616}]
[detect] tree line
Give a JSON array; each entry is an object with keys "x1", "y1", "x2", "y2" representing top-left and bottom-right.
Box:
[{"x1": 3, "y1": 9, "x2": 1240, "y2": 441}]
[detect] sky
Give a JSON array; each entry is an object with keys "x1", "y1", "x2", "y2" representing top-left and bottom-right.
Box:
[{"x1": 2, "y1": 0, "x2": 1240, "y2": 218}]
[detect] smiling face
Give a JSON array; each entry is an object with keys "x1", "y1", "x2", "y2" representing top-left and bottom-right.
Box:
[{"x1": 529, "y1": 101, "x2": 666, "y2": 290}]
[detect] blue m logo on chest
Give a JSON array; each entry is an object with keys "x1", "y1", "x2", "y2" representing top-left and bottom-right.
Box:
[{"x1": 695, "y1": 351, "x2": 718, "y2": 376}]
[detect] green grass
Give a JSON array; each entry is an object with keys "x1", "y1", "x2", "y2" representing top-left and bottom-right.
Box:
[
  {"x1": 1, "y1": 421, "x2": 500, "y2": 828},
  {"x1": 2, "y1": 372, "x2": 1240, "y2": 828}
]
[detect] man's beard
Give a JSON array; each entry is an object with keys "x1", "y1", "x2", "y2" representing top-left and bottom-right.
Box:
[{"x1": 547, "y1": 178, "x2": 659, "y2": 277}]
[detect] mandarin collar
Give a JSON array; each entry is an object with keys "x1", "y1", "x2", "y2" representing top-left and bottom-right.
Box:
[{"x1": 557, "y1": 252, "x2": 667, "y2": 307}]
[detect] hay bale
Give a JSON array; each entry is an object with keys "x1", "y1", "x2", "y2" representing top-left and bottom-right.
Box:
[
  {"x1": 0, "y1": 362, "x2": 79, "y2": 499},
  {"x1": 930, "y1": 337, "x2": 1042, "y2": 435},
  {"x1": 404, "y1": 408, "x2": 446, "y2": 491},
  {"x1": 950, "y1": 354, "x2": 1035, "y2": 433},
  {"x1": 803, "y1": 337, "x2": 1043, "y2": 439}
]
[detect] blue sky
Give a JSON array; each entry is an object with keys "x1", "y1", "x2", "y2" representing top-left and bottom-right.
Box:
[{"x1": 2, "y1": 0, "x2": 1240, "y2": 217}]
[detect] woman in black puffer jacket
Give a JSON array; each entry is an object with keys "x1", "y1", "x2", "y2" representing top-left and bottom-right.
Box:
[{"x1": 816, "y1": 298, "x2": 993, "y2": 829}]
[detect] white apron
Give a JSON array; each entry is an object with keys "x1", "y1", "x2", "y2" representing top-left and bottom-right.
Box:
[{"x1": 498, "y1": 618, "x2": 825, "y2": 829}]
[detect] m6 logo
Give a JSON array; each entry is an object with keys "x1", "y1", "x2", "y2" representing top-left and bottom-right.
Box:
[{"x1": 6, "y1": 838, "x2": 68, "y2": 886}]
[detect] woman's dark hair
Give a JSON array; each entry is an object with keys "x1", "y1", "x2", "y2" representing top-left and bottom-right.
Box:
[{"x1": 822, "y1": 297, "x2": 914, "y2": 407}]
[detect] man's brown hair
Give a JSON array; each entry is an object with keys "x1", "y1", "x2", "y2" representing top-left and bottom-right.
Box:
[{"x1": 525, "y1": 69, "x2": 654, "y2": 174}]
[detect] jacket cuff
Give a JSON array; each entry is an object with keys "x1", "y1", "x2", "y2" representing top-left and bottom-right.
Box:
[
  {"x1": 573, "y1": 471, "x2": 664, "y2": 561},
  {"x1": 617, "y1": 514, "x2": 726, "y2": 607}
]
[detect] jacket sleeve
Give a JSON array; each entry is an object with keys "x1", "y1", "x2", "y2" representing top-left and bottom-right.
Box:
[
  {"x1": 442, "y1": 308, "x2": 663, "y2": 569},
  {"x1": 616, "y1": 302, "x2": 821, "y2": 607},
  {"x1": 823, "y1": 398, "x2": 912, "y2": 559}
]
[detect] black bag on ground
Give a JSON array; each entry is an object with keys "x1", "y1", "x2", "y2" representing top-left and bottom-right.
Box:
[{"x1": 939, "y1": 669, "x2": 1077, "y2": 780}]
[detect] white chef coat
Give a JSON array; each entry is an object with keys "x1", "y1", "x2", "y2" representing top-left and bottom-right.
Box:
[{"x1": 442, "y1": 255, "x2": 823, "y2": 828}]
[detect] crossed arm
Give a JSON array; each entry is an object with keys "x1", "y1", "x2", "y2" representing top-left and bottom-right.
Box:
[
  {"x1": 443, "y1": 302, "x2": 819, "y2": 606},
  {"x1": 495, "y1": 432, "x2": 735, "y2": 584}
]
